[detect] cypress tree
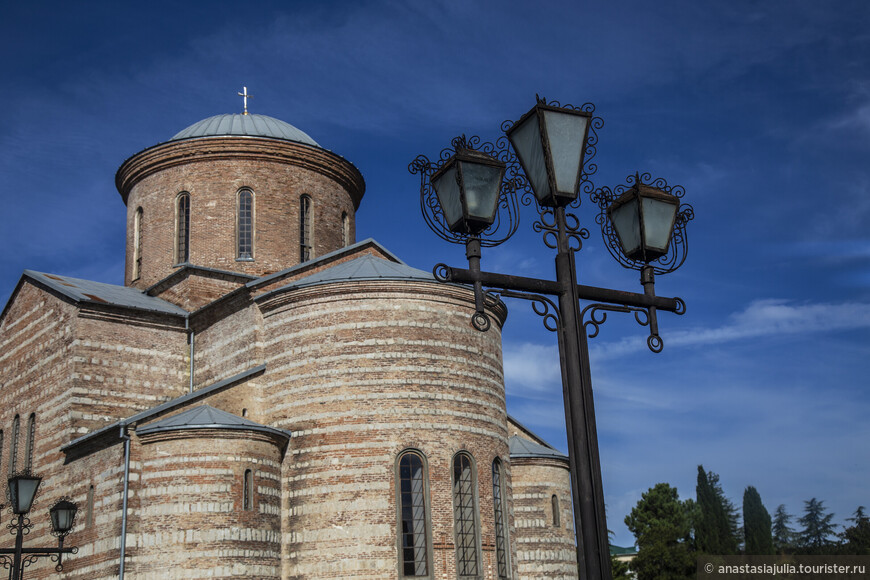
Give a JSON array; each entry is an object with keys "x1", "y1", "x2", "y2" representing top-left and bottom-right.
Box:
[
  {"x1": 695, "y1": 465, "x2": 739, "y2": 554},
  {"x1": 743, "y1": 486, "x2": 774, "y2": 554}
]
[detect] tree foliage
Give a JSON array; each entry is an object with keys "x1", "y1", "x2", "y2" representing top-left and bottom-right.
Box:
[
  {"x1": 841, "y1": 506, "x2": 870, "y2": 555},
  {"x1": 742, "y1": 486, "x2": 774, "y2": 555},
  {"x1": 772, "y1": 504, "x2": 796, "y2": 554},
  {"x1": 695, "y1": 466, "x2": 739, "y2": 554},
  {"x1": 799, "y1": 498, "x2": 837, "y2": 552},
  {"x1": 625, "y1": 483, "x2": 695, "y2": 580}
]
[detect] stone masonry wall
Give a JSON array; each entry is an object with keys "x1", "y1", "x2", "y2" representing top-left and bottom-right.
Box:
[
  {"x1": 119, "y1": 138, "x2": 361, "y2": 288},
  {"x1": 257, "y1": 280, "x2": 516, "y2": 579},
  {"x1": 511, "y1": 458, "x2": 577, "y2": 579}
]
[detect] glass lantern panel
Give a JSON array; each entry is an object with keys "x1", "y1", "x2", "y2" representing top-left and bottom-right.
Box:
[
  {"x1": 432, "y1": 165, "x2": 463, "y2": 232},
  {"x1": 51, "y1": 505, "x2": 75, "y2": 532},
  {"x1": 641, "y1": 197, "x2": 678, "y2": 252},
  {"x1": 611, "y1": 199, "x2": 641, "y2": 257},
  {"x1": 508, "y1": 112, "x2": 551, "y2": 202},
  {"x1": 542, "y1": 109, "x2": 588, "y2": 196},
  {"x1": 12, "y1": 477, "x2": 40, "y2": 514},
  {"x1": 459, "y1": 161, "x2": 503, "y2": 223}
]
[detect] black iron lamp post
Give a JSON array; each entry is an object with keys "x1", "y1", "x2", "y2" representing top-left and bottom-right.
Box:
[
  {"x1": 0, "y1": 471, "x2": 78, "y2": 579},
  {"x1": 410, "y1": 97, "x2": 694, "y2": 580}
]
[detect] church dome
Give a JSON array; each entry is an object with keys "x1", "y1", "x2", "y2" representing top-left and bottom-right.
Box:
[{"x1": 170, "y1": 113, "x2": 320, "y2": 147}]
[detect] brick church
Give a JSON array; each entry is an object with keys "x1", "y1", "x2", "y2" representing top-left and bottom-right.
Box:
[{"x1": 0, "y1": 106, "x2": 578, "y2": 579}]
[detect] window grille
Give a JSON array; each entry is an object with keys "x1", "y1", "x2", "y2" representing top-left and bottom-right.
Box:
[
  {"x1": 176, "y1": 193, "x2": 190, "y2": 264},
  {"x1": 552, "y1": 494, "x2": 561, "y2": 527},
  {"x1": 238, "y1": 190, "x2": 253, "y2": 259},
  {"x1": 243, "y1": 469, "x2": 253, "y2": 510},
  {"x1": 492, "y1": 459, "x2": 508, "y2": 579},
  {"x1": 24, "y1": 414, "x2": 34, "y2": 471},
  {"x1": 87, "y1": 485, "x2": 95, "y2": 528},
  {"x1": 398, "y1": 451, "x2": 429, "y2": 577},
  {"x1": 452, "y1": 453, "x2": 479, "y2": 577},
  {"x1": 300, "y1": 195, "x2": 312, "y2": 262},
  {"x1": 133, "y1": 208, "x2": 143, "y2": 280}
]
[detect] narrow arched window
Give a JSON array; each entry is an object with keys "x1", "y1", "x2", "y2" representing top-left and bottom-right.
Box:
[
  {"x1": 24, "y1": 413, "x2": 35, "y2": 471},
  {"x1": 9, "y1": 415, "x2": 19, "y2": 474},
  {"x1": 243, "y1": 469, "x2": 253, "y2": 511},
  {"x1": 397, "y1": 450, "x2": 431, "y2": 577},
  {"x1": 175, "y1": 192, "x2": 190, "y2": 264},
  {"x1": 492, "y1": 459, "x2": 509, "y2": 579},
  {"x1": 300, "y1": 195, "x2": 312, "y2": 262},
  {"x1": 552, "y1": 494, "x2": 561, "y2": 527},
  {"x1": 0, "y1": 431, "x2": 4, "y2": 474},
  {"x1": 133, "y1": 207, "x2": 143, "y2": 280},
  {"x1": 452, "y1": 453, "x2": 480, "y2": 577},
  {"x1": 237, "y1": 189, "x2": 254, "y2": 260},
  {"x1": 86, "y1": 484, "x2": 95, "y2": 528},
  {"x1": 341, "y1": 212, "x2": 349, "y2": 247}
]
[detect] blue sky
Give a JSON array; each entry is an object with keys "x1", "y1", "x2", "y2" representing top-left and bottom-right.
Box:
[{"x1": 2, "y1": 1, "x2": 868, "y2": 547}]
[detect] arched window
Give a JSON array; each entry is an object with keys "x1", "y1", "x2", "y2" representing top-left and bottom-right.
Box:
[
  {"x1": 396, "y1": 450, "x2": 431, "y2": 578},
  {"x1": 86, "y1": 484, "x2": 95, "y2": 528},
  {"x1": 237, "y1": 189, "x2": 254, "y2": 260},
  {"x1": 243, "y1": 469, "x2": 253, "y2": 511},
  {"x1": 0, "y1": 430, "x2": 4, "y2": 474},
  {"x1": 300, "y1": 195, "x2": 312, "y2": 262},
  {"x1": 9, "y1": 415, "x2": 19, "y2": 474},
  {"x1": 341, "y1": 212, "x2": 349, "y2": 247},
  {"x1": 552, "y1": 494, "x2": 561, "y2": 527},
  {"x1": 175, "y1": 192, "x2": 191, "y2": 264},
  {"x1": 492, "y1": 459, "x2": 509, "y2": 579},
  {"x1": 452, "y1": 452, "x2": 480, "y2": 577},
  {"x1": 133, "y1": 207, "x2": 143, "y2": 280},
  {"x1": 24, "y1": 413, "x2": 35, "y2": 471}
]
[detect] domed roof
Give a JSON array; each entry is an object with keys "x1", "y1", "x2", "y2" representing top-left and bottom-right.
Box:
[{"x1": 170, "y1": 113, "x2": 319, "y2": 147}]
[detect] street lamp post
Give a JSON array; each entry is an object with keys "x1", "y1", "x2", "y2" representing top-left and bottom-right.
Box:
[
  {"x1": 0, "y1": 471, "x2": 78, "y2": 580},
  {"x1": 410, "y1": 97, "x2": 694, "y2": 580}
]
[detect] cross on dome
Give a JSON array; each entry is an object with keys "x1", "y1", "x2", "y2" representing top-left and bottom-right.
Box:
[{"x1": 238, "y1": 86, "x2": 253, "y2": 115}]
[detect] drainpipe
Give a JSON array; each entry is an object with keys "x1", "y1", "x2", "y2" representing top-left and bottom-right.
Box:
[
  {"x1": 119, "y1": 422, "x2": 132, "y2": 579},
  {"x1": 186, "y1": 316, "x2": 194, "y2": 393}
]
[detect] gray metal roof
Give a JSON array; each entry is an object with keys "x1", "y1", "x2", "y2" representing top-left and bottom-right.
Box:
[
  {"x1": 256, "y1": 253, "x2": 434, "y2": 301},
  {"x1": 137, "y1": 404, "x2": 290, "y2": 440},
  {"x1": 62, "y1": 364, "x2": 268, "y2": 453},
  {"x1": 509, "y1": 435, "x2": 568, "y2": 460},
  {"x1": 23, "y1": 270, "x2": 187, "y2": 316},
  {"x1": 170, "y1": 113, "x2": 319, "y2": 147}
]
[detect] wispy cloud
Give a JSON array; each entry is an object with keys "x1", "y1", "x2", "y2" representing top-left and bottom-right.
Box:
[{"x1": 590, "y1": 299, "x2": 870, "y2": 360}]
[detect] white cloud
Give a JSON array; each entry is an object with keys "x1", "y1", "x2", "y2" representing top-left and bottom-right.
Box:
[{"x1": 590, "y1": 299, "x2": 870, "y2": 360}]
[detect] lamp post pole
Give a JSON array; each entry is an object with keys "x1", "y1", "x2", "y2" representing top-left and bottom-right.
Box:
[{"x1": 412, "y1": 97, "x2": 693, "y2": 580}]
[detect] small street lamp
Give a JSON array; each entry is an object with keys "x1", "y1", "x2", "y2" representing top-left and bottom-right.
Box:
[
  {"x1": 410, "y1": 96, "x2": 694, "y2": 580},
  {"x1": 0, "y1": 471, "x2": 78, "y2": 579}
]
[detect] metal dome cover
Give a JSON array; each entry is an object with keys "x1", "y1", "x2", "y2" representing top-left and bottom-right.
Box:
[{"x1": 170, "y1": 113, "x2": 319, "y2": 147}]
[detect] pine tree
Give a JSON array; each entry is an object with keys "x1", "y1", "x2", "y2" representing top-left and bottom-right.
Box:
[
  {"x1": 695, "y1": 466, "x2": 739, "y2": 554},
  {"x1": 742, "y1": 486, "x2": 774, "y2": 554},
  {"x1": 799, "y1": 498, "x2": 837, "y2": 553},
  {"x1": 772, "y1": 504, "x2": 796, "y2": 554},
  {"x1": 625, "y1": 483, "x2": 695, "y2": 580},
  {"x1": 841, "y1": 506, "x2": 870, "y2": 555}
]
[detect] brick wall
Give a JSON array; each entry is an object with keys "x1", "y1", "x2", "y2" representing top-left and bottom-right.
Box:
[{"x1": 118, "y1": 138, "x2": 364, "y2": 288}]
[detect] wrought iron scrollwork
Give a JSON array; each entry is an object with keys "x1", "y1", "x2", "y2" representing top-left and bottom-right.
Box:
[
  {"x1": 410, "y1": 135, "x2": 521, "y2": 248},
  {"x1": 581, "y1": 303, "x2": 666, "y2": 353},
  {"x1": 496, "y1": 290, "x2": 561, "y2": 333},
  {"x1": 533, "y1": 208, "x2": 589, "y2": 251},
  {"x1": 590, "y1": 172, "x2": 694, "y2": 275}
]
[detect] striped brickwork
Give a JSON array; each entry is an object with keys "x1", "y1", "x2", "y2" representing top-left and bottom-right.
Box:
[
  {"x1": 511, "y1": 458, "x2": 578, "y2": 579},
  {"x1": 255, "y1": 279, "x2": 516, "y2": 579},
  {"x1": 127, "y1": 429, "x2": 284, "y2": 579},
  {"x1": 117, "y1": 138, "x2": 363, "y2": 289}
]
